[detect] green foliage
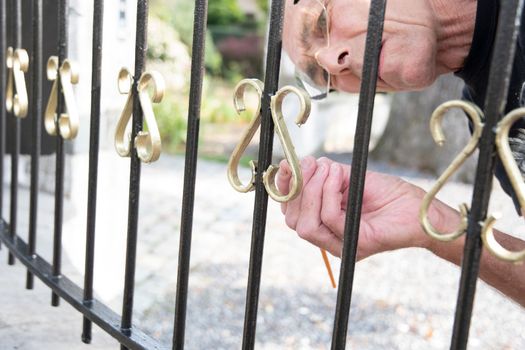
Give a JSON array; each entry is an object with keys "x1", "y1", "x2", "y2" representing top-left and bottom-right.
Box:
[
  {"x1": 153, "y1": 93, "x2": 188, "y2": 153},
  {"x1": 255, "y1": 0, "x2": 269, "y2": 15},
  {"x1": 151, "y1": 0, "x2": 222, "y2": 74},
  {"x1": 207, "y1": 0, "x2": 246, "y2": 26}
]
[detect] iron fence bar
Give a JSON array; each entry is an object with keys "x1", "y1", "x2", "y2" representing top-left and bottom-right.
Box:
[
  {"x1": 120, "y1": 1, "x2": 148, "y2": 348},
  {"x1": 0, "y1": 226, "x2": 168, "y2": 350},
  {"x1": 330, "y1": 1, "x2": 386, "y2": 348},
  {"x1": 0, "y1": 0, "x2": 6, "y2": 251},
  {"x1": 172, "y1": 0, "x2": 208, "y2": 348},
  {"x1": 51, "y1": 0, "x2": 68, "y2": 307},
  {"x1": 241, "y1": 0, "x2": 283, "y2": 348},
  {"x1": 7, "y1": 0, "x2": 21, "y2": 266},
  {"x1": 450, "y1": 1, "x2": 523, "y2": 348},
  {"x1": 82, "y1": 0, "x2": 104, "y2": 344},
  {"x1": 26, "y1": 0, "x2": 43, "y2": 290}
]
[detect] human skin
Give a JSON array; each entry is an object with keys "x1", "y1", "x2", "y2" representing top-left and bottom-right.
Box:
[
  {"x1": 277, "y1": 157, "x2": 525, "y2": 307},
  {"x1": 282, "y1": 0, "x2": 477, "y2": 92},
  {"x1": 281, "y1": 0, "x2": 525, "y2": 307}
]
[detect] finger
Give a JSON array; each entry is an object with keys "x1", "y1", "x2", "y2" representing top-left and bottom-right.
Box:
[
  {"x1": 277, "y1": 159, "x2": 292, "y2": 214},
  {"x1": 316, "y1": 156, "x2": 333, "y2": 167},
  {"x1": 316, "y1": 228, "x2": 344, "y2": 258},
  {"x1": 295, "y1": 162, "x2": 329, "y2": 235},
  {"x1": 284, "y1": 156, "x2": 317, "y2": 230},
  {"x1": 321, "y1": 162, "x2": 348, "y2": 238},
  {"x1": 294, "y1": 162, "x2": 345, "y2": 257},
  {"x1": 298, "y1": 225, "x2": 343, "y2": 258}
]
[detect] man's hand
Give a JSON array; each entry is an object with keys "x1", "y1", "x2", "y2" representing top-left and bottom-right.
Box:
[{"x1": 277, "y1": 156, "x2": 458, "y2": 259}]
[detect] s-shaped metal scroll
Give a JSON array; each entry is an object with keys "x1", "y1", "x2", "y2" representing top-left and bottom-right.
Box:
[
  {"x1": 114, "y1": 68, "x2": 165, "y2": 163},
  {"x1": 263, "y1": 85, "x2": 311, "y2": 202},
  {"x1": 419, "y1": 100, "x2": 484, "y2": 241},
  {"x1": 44, "y1": 56, "x2": 80, "y2": 140},
  {"x1": 481, "y1": 108, "x2": 525, "y2": 263},
  {"x1": 6, "y1": 47, "x2": 29, "y2": 118},
  {"x1": 227, "y1": 79, "x2": 264, "y2": 193},
  {"x1": 227, "y1": 80, "x2": 336, "y2": 287}
]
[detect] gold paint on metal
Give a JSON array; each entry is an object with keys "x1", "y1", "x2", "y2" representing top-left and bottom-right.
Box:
[
  {"x1": 44, "y1": 56, "x2": 80, "y2": 140},
  {"x1": 58, "y1": 60, "x2": 80, "y2": 139},
  {"x1": 481, "y1": 107, "x2": 525, "y2": 263},
  {"x1": 44, "y1": 57, "x2": 59, "y2": 136},
  {"x1": 227, "y1": 80, "x2": 334, "y2": 286},
  {"x1": 481, "y1": 215, "x2": 525, "y2": 263},
  {"x1": 6, "y1": 47, "x2": 29, "y2": 118},
  {"x1": 227, "y1": 79, "x2": 264, "y2": 193},
  {"x1": 114, "y1": 68, "x2": 134, "y2": 157},
  {"x1": 114, "y1": 68, "x2": 165, "y2": 163},
  {"x1": 419, "y1": 100, "x2": 484, "y2": 241},
  {"x1": 263, "y1": 85, "x2": 311, "y2": 202},
  {"x1": 135, "y1": 71, "x2": 164, "y2": 163}
]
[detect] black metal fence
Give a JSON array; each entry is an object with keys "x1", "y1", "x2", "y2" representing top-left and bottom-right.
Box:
[{"x1": 0, "y1": 0, "x2": 523, "y2": 349}]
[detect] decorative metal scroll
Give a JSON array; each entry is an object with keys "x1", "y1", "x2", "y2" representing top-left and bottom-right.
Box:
[
  {"x1": 44, "y1": 56, "x2": 80, "y2": 140},
  {"x1": 419, "y1": 100, "x2": 484, "y2": 241},
  {"x1": 421, "y1": 101, "x2": 525, "y2": 263},
  {"x1": 5, "y1": 47, "x2": 29, "y2": 118},
  {"x1": 227, "y1": 79, "x2": 263, "y2": 193},
  {"x1": 227, "y1": 79, "x2": 310, "y2": 202},
  {"x1": 227, "y1": 79, "x2": 336, "y2": 288},
  {"x1": 263, "y1": 85, "x2": 311, "y2": 202},
  {"x1": 114, "y1": 67, "x2": 165, "y2": 164},
  {"x1": 481, "y1": 107, "x2": 525, "y2": 263}
]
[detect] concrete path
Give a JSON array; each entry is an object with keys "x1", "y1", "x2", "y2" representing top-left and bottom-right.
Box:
[{"x1": 1, "y1": 154, "x2": 525, "y2": 349}]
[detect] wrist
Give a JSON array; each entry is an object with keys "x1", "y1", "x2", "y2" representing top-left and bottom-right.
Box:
[{"x1": 424, "y1": 200, "x2": 464, "y2": 264}]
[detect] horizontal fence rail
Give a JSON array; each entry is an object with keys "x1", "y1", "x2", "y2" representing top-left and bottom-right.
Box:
[{"x1": 0, "y1": 0, "x2": 523, "y2": 349}]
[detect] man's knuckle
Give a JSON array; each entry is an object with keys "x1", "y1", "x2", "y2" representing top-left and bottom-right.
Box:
[
  {"x1": 321, "y1": 210, "x2": 337, "y2": 227},
  {"x1": 296, "y1": 225, "x2": 314, "y2": 241},
  {"x1": 285, "y1": 215, "x2": 297, "y2": 229}
]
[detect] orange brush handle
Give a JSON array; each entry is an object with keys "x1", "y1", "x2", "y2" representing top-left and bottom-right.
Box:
[{"x1": 320, "y1": 249, "x2": 336, "y2": 288}]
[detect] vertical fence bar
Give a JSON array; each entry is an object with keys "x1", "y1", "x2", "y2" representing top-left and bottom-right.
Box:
[
  {"x1": 241, "y1": 0, "x2": 283, "y2": 348},
  {"x1": 51, "y1": 0, "x2": 68, "y2": 306},
  {"x1": 0, "y1": 0, "x2": 6, "y2": 244},
  {"x1": 7, "y1": 0, "x2": 22, "y2": 265},
  {"x1": 26, "y1": 0, "x2": 43, "y2": 290},
  {"x1": 330, "y1": 1, "x2": 386, "y2": 349},
  {"x1": 120, "y1": 1, "x2": 148, "y2": 348},
  {"x1": 81, "y1": 0, "x2": 104, "y2": 344},
  {"x1": 171, "y1": 0, "x2": 208, "y2": 348},
  {"x1": 450, "y1": 1, "x2": 523, "y2": 348}
]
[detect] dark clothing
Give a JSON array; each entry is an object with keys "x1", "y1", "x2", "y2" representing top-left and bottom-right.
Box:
[{"x1": 455, "y1": 0, "x2": 525, "y2": 212}]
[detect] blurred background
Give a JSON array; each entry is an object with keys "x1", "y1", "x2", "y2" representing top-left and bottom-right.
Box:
[{"x1": 1, "y1": 0, "x2": 525, "y2": 349}]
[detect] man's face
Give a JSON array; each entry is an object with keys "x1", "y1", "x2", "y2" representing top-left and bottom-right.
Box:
[{"x1": 283, "y1": 0, "x2": 440, "y2": 93}]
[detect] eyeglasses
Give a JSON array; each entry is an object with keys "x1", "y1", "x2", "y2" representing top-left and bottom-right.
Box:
[{"x1": 293, "y1": 0, "x2": 331, "y2": 100}]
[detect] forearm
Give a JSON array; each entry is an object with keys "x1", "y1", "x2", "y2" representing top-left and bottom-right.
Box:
[{"x1": 427, "y1": 203, "x2": 525, "y2": 307}]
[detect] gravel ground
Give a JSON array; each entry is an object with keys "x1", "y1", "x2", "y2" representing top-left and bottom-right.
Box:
[
  {"x1": 1, "y1": 154, "x2": 524, "y2": 349},
  {"x1": 136, "y1": 155, "x2": 525, "y2": 349}
]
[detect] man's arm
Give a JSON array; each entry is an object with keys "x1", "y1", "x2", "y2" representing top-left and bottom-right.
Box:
[
  {"x1": 277, "y1": 157, "x2": 525, "y2": 307},
  {"x1": 430, "y1": 214, "x2": 525, "y2": 307}
]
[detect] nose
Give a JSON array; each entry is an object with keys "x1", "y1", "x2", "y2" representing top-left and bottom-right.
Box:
[{"x1": 315, "y1": 47, "x2": 352, "y2": 75}]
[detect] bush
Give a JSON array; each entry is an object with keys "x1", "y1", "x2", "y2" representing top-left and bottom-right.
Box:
[
  {"x1": 151, "y1": 0, "x2": 223, "y2": 75},
  {"x1": 207, "y1": 0, "x2": 246, "y2": 26},
  {"x1": 153, "y1": 93, "x2": 188, "y2": 153}
]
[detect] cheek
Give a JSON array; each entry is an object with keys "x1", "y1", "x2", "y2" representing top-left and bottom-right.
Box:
[{"x1": 384, "y1": 33, "x2": 438, "y2": 90}]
